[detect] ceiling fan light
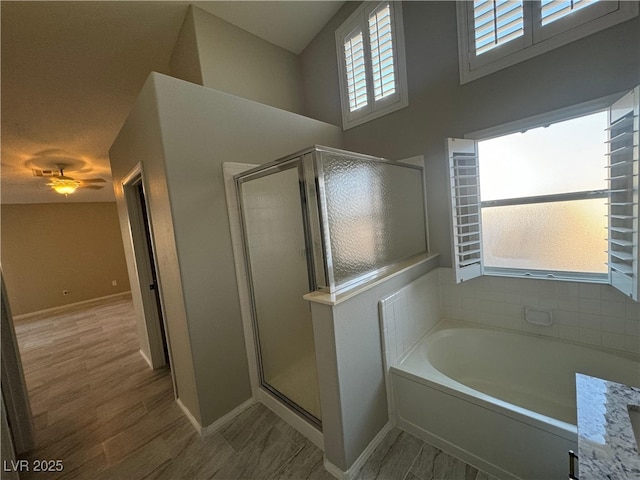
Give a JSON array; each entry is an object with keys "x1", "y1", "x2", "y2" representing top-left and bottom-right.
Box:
[{"x1": 50, "y1": 179, "x2": 80, "y2": 195}]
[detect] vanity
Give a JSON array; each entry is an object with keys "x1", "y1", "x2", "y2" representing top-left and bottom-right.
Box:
[{"x1": 575, "y1": 373, "x2": 640, "y2": 479}]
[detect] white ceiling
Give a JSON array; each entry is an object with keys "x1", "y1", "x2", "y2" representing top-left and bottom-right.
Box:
[{"x1": 0, "y1": 1, "x2": 344, "y2": 204}]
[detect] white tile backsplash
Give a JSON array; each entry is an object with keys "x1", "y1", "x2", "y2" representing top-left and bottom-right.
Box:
[
  {"x1": 439, "y1": 267, "x2": 640, "y2": 355},
  {"x1": 379, "y1": 268, "x2": 441, "y2": 369}
]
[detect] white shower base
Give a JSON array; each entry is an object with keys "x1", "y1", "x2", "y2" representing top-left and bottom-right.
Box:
[{"x1": 268, "y1": 352, "x2": 322, "y2": 421}]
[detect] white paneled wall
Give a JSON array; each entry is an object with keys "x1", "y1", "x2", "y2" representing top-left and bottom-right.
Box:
[
  {"x1": 439, "y1": 268, "x2": 640, "y2": 355},
  {"x1": 379, "y1": 268, "x2": 441, "y2": 371}
]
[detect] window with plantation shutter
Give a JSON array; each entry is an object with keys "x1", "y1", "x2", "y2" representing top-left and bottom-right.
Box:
[
  {"x1": 336, "y1": 1, "x2": 408, "y2": 130},
  {"x1": 446, "y1": 88, "x2": 639, "y2": 302},
  {"x1": 457, "y1": 0, "x2": 638, "y2": 84}
]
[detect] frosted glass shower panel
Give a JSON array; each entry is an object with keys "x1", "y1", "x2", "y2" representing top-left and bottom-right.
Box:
[{"x1": 318, "y1": 152, "x2": 427, "y2": 290}]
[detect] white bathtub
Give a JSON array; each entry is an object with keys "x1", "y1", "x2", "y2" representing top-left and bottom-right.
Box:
[{"x1": 390, "y1": 319, "x2": 640, "y2": 480}]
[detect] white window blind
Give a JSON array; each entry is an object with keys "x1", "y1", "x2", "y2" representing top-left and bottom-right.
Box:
[
  {"x1": 541, "y1": 0, "x2": 598, "y2": 26},
  {"x1": 344, "y1": 30, "x2": 368, "y2": 112},
  {"x1": 446, "y1": 138, "x2": 484, "y2": 282},
  {"x1": 607, "y1": 88, "x2": 639, "y2": 301},
  {"x1": 368, "y1": 3, "x2": 396, "y2": 101},
  {"x1": 473, "y1": 0, "x2": 524, "y2": 55}
]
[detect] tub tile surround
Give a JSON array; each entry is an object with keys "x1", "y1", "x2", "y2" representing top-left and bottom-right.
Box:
[
  {"x1": 379, "y1": 268, "x2": 441, "y2": 370},
  {"x1": 379, "y1": 268, "x2": 441, "y2": 424},
  {"x1": 439, "y1": 268, "x2": 640, "y2": 356}
]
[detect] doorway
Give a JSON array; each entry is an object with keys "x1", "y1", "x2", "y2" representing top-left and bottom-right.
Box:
[
  {"x1": 122, "y1": 166, "x2": 172, "y2": 374},
  {"x1": 136, "y1": 183, "x2": 169, "y2": 365}
]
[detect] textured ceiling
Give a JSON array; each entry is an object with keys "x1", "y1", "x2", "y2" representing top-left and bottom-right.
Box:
[{"x1": 1, "y1": 1, "x2": 343, "y2": 204}]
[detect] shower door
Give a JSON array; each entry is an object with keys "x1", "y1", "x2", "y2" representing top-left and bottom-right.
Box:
[{"x1": 237, "y1": 159, "x2": 321, "y2": 426}]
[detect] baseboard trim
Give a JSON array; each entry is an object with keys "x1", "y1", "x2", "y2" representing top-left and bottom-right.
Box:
[
  {"x1": 201, "y1": 398, "x2": 256, "y2": 437},
  {"x1": 324, "y1": 421, "x2": 394, "y2": 480},
  {"x1": 139, "y1": 349, "x2": 153, "y2": 369},
  {"x1": 176, "y1": 398, "x2": 203, "y2": 435},
  {"x1": 13, "y1": 291, "x2": 132, "y2": 322}
]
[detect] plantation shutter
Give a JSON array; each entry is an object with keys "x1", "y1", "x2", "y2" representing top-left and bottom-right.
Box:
[
  {"x1": 343, "y1": 29, "x2": 368, "y2": 112},
  {"x1": 607, "y1": 87, "x2": 639, "y2": 301},
  {"x1": 368, "y1": 3, "x2": 396, "y2": 101},
  {"x1": 540, "y1": 0, "x2": 595, "y2": 25},
  {"x1": 447, "y1": 138, "x2": 484, "y2": 283},
  {"x1": 472, "y1": 0, "x2": 525, "y2": 55}
]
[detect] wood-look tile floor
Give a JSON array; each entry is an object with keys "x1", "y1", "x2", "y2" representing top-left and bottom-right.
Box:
[{"x1": 14, "y1": 295, "x2": 495, "y2": 480}]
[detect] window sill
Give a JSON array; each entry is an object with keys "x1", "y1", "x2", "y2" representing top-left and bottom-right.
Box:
[
  {"x1": 483, "y1": 267, "x2": 608, "y2": 284},
  {"x1": 342, "y1": 97, "x2": 408, "y2": 130}
]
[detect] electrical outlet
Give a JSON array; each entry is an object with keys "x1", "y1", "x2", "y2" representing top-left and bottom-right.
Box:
[
  {"x1": 112, "y1": 280, "x2": 118, "y2": 287},
  {"x1": 62, "y1": 290, "x2": 69, "y2": 296}
]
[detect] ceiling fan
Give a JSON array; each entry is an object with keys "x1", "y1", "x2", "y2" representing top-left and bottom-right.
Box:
[{"x1": 44, "y1": 164, "x2": 106, "y2": 196}]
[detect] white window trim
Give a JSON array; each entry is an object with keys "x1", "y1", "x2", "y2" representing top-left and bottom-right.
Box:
[
  {"x1": 336, "y1": 1, "x2": 409, "y2": 130},
  {"x1": 457, "y1": 1, "x2": 639, "y2": 84},
  {"x1": 446, "y1": 88, "x2": 640, "y2": 301},
  {"x1": 465, "y1": 92, "x2": 626, "y2": 141}
]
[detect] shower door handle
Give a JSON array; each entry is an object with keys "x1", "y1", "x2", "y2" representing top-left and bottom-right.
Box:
[{"x1": 568, "y1": 450, "x2": 579, "y2": 480}]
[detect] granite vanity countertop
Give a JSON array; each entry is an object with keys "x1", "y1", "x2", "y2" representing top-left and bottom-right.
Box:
[{"x1": 576, "y1": 373, "x2": 640, "y2": 479}]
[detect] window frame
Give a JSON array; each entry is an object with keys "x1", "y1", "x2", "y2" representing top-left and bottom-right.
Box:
[
  {"x1": 457, "y1": 1, "x2": 639, "y2": 84},
  {"x1": 335, "y1": 1, "x2": 408, "y2": 130},
  {"x1": 446, "y1": 88, "x2": 640, "y2": 300}
]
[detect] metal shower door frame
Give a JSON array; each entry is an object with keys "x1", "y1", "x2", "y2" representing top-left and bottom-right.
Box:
[{"x1": 234, "y1": 155, "x2": 321, "y2": 428}]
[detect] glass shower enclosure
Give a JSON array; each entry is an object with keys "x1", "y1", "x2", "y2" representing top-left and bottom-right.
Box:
[{"x1": 235, "y1": 146, "x2": 428, "y2": 427}]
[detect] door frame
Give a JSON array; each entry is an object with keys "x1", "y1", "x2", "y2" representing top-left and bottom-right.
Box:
[
  {"x1": 223, "y1": 162, "x2": 323, "y2": 448},
  {"x1": 122, "y1": 164, "x2": 174, "y2": 380},
  {"x1": 1, "y1": 269, "x2": 35, "y2": 458}
]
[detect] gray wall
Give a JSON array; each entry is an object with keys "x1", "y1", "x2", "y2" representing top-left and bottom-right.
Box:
[
  {"x1": 311, "y1": 255, "x2": 439, "y2": 471},
  {"x1": 154, "y1": 73, "x2": 343, "y2": 426},
  {"x1": 111, "y1": 72, "x2": 343, "y2": 428},
  {"x1": 171, "y1": 6, "x2": 306, "y2": 115},
  {"x1": 301, "y1": 1, "x2": 640, "y2": 265},
  {"x1": 110, "y1": 76, "x2": 202, "y2": 421},
  {"x1": 301, "y1": 1, "x2": 360, "y2": 126},
  {"x1": 169, "y1": 6, "x2": 203, "y2": 86},
  {"x1": 1, "y1": 202, "x2": 131, "y2": 316}
]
